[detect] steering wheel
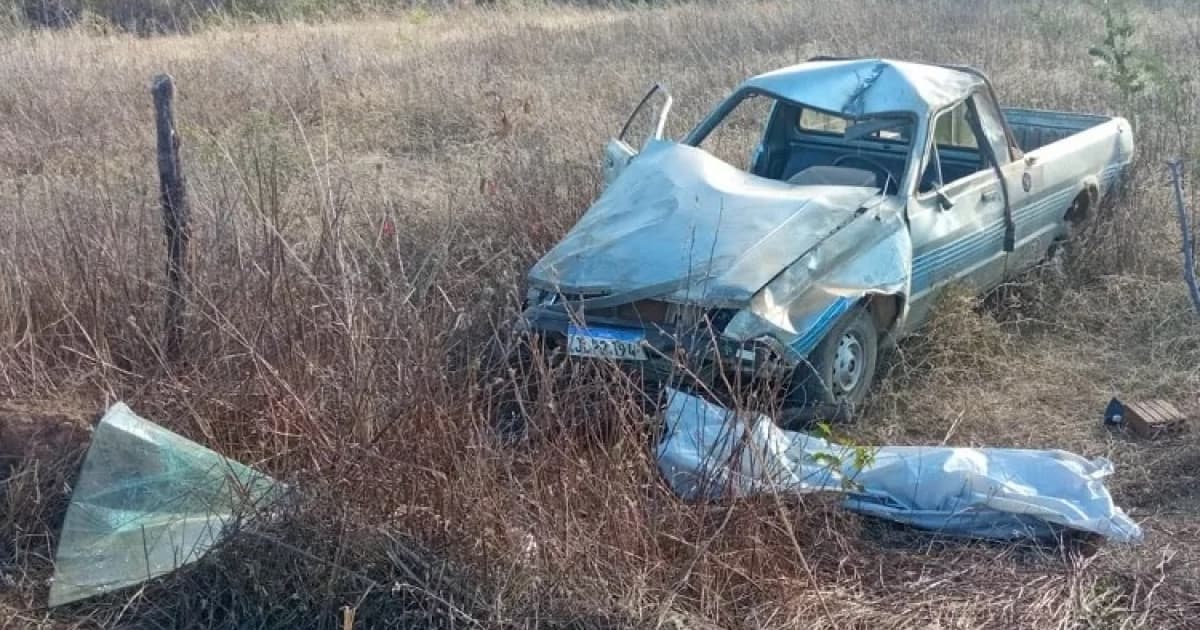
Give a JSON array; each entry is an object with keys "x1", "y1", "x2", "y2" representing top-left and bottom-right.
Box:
[{"x1": 832, "y1": 154, "x2": 898, "y2": 191}]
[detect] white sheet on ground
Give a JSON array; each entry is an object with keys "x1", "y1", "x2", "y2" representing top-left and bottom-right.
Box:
[{"x1": 656, "y1": 389, "x2": 1142, "y2": 543}]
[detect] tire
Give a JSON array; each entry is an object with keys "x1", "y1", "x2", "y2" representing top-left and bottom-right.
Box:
[{"x1": 788, "y1": 306, "x2": 878, "y2": 418}]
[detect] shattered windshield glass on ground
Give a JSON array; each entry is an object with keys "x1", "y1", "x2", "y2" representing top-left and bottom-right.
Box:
[{"x1": 49, "y1": 403, "x2": 281, "y2": 607}]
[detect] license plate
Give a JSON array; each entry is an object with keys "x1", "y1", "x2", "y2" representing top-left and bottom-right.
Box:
[{"x1": 566, "y1": 325, "x2": 647, "y2": 361}]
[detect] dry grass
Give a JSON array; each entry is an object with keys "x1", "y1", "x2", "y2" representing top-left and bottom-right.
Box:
[{"x1": 1, "y1": 1, "x2": 1199, "y2": 628}]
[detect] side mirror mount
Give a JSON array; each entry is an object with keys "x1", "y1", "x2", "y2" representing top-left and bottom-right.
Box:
[
  {"x1": 601, "y1": 139, "x2": 637, "y2": 189},
  {"x1": 935, "y1": 189, "x2": 955, "y2": 210}
]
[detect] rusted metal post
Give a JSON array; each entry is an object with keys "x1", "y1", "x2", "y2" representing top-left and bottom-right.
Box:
[
  {"x1": 153, "y1": 74, "x2": 191, "y2": 361},
  {"x1": 1167, "y1": 160, "x2": 1200, "y2": 316}
]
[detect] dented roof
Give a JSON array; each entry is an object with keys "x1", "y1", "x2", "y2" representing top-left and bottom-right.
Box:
[{"x1": 741, "y1": 58, "x2": 983, "y2": 118}]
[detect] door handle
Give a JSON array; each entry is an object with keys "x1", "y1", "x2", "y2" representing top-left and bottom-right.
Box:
[{"x1": 980, "y1": 190, "x2": 999, "y2": 203}]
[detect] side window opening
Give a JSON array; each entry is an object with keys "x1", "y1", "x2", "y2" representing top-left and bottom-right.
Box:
[
  {"x1": 920, "y1": 99, "x2": 991, "y2": 193},
  {"x1": 933, "y1": 103, "x2": 978, "y2": 149},
  {"x1": 969, "y1": 92, "x2": 1012, "y2": 166}
]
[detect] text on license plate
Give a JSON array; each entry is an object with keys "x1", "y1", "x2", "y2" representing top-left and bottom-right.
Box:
[{"x1": 566, "y1": 325, "x2": 647, "y2": 361}]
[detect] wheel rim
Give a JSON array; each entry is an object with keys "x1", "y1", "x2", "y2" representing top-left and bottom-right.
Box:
[{"x1": 832, "y1": 332, "x2": 865, "y2": 397}]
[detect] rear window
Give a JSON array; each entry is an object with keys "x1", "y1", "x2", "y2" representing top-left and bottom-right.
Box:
[
  {"x1": 798, "y1": 109, "x2": 848, "y2": 134},
  {"x1": 797, "y1": 109, "x2": 909, "y2": 143}
]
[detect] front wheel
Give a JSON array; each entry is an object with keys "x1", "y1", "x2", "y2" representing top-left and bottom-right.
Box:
[{"x1": 788, "y1": 307, "x2": 878, "y2": 417}]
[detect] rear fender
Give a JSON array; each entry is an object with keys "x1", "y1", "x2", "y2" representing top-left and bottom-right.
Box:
[{"x1": 1069, "y1": 175, "x2": 1101, "y2": 223}]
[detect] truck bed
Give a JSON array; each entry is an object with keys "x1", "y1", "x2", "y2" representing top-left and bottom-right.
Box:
[{"x1": 1001, "y1": 107, "x2": 1113, "y2": 153}]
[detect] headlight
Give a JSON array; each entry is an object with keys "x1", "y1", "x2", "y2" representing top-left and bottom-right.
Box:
[
  {"x1": 524, "y1": 287, "x2": 556, "y2": 308},
  {"x1": 706, "y1": 308, "x2": 737, "y2": 332},
  {"x1": 665, "y1": 304, "x2": 737, "y2": 332},
  {"x1": 735, "y1": 336, "x2": 789, "y2": 374}
]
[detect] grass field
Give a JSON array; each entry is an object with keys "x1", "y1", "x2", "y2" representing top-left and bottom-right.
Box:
[{"x1": 1, "y1": 1, "x2": 1199, "y2": 627}]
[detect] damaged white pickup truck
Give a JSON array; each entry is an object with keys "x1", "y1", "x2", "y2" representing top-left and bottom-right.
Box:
[{"x1": 519, "y1": 57, "x2": 1133, "y2": 414}]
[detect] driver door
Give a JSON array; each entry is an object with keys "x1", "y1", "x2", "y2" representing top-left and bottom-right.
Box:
[
  {"x1": 601, "y1": 84, "x2": 673, "y2": 188},
  {"x1": 907, "y1": 95, "x2": 1011, "y2": 328}
]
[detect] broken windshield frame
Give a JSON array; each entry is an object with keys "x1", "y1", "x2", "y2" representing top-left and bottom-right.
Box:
[{"x1": 684, "y1": 88, "x2": 920, "y2": 195}]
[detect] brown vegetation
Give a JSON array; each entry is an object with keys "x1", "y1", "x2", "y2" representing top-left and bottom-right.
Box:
[{"x1": 1, "y1": 1, "x2": 1198, "y2": 627}]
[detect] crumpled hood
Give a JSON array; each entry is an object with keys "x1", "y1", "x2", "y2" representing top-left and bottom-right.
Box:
[{"x1": 529, "y1": 141, "x2": 880, "y2": 305}]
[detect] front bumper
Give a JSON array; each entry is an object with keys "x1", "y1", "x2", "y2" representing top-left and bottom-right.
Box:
[{"x1": 517, "y1": 305, "x2": 796, "y2": 387}]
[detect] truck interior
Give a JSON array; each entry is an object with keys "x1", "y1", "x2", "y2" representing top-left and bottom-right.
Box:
[
  {"x1": 691, "y1": 90, "x2": 1006, "y2": 196},
  {"x1": 691, "y1": 91, "x2": 916, "y2": 196}
]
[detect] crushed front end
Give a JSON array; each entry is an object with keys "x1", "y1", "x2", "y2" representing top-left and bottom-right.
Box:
[
  {"x1": 517, "y1": 141, "x2": 912, "y2": 410},
  {"x1": 517, "y1": 290, "x2": 798, "y2": 395}
]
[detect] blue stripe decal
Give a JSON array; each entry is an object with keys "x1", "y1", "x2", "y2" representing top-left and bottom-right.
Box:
[
  {"x1": 912, "y1": 223, "x2": 1006, "y2": 293},
  {"x1": 911, "y1": 184, "x2": 1081, "y2": 294},
  {"x1": 914, "y1": 222, "x2": 1005, "y2": 271},
  {"x1": 789, "y1": 297, "x2": 854, "y2": 357}
]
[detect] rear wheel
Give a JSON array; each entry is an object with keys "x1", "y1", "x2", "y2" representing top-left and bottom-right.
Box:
[{"x1": 787, "y1": 307, "x2": 878, "y2": 420}]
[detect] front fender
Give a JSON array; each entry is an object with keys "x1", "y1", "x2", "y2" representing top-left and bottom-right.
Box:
[{"x1": 723, "y1": 211, "x2": 912, "y2": 363}]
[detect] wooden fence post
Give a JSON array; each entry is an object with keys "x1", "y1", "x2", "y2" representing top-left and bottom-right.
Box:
[{"x1": 152, "y1": 74, "x2": 191, "y2": 361}]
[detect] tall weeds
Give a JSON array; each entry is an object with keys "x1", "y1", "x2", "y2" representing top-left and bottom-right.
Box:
[{"x1": 1, "y1": 1, "x2": 1199, "y2": 627}]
